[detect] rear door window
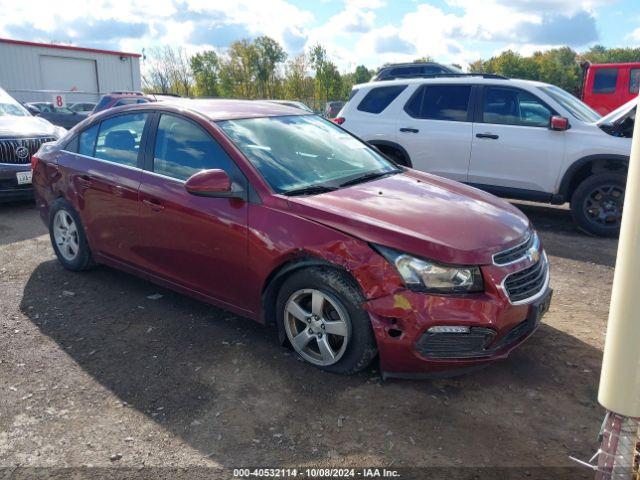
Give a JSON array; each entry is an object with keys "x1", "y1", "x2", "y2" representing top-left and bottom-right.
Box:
[
  {"x1": 79, "y1": 124, "x2": 99, "y2": 156},
  {"x1": 593, "y1": 68, "x2": 618, "y2": 94},
  {"x1": 357, "y1": 85, "x2": 407, "y2": 114},
  {"x1": 94, "y1": 113, "x2": 148, "y2": 167},
  {"x1": 630, "y1": 68, "x2": 640, "y2": 94},
  {"x1": 404, "y1": 85, "x2": 472, "y2": 121},
  {"x1": 152, "y1": 114, "x2": 234, "y2": 181}
]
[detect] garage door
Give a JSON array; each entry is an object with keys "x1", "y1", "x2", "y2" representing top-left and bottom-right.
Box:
[{"x1": 39, "y1": 55, "x2": 99, "y2": 97}]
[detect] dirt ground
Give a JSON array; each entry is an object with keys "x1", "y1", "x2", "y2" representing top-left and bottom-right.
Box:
[{"x1": 0, "y1": 199, "x2": 619, "y2": 479}]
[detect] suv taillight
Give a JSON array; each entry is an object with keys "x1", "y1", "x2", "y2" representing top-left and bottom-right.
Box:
[{"x1": 332, "y1": 117, "x2": 345, "y2": 125}]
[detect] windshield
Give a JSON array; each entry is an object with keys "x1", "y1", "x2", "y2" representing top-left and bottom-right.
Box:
[
  {"x1": 217, "y1": 115, "x2": 398, "y2": 194},
  {"x1": 0, "y1": 102, "x2": 30, "y2": 117},
  {"x1": 539, "y1": 85, "x2": 601, "y2": 123}
]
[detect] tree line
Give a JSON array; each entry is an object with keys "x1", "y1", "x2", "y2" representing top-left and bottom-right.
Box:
[
  {"x1": 142, "y1": 36, "x2": 640, "y2": 108},
  {"x1": 142, "y1": 37, "x2": 372, "y2": 111}
]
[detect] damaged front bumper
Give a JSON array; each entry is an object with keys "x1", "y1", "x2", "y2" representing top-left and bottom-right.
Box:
[{"x1": 364, "y1": 287, "x2": 552, "y2": 379}]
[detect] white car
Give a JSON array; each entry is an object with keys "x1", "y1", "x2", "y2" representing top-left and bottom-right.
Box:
[
  {"x1": 336, "y1": 76, "x2": 635, "y2": 237},
  {"x1": 0, "y1": 87, "x2": 66, "y2": 202}
]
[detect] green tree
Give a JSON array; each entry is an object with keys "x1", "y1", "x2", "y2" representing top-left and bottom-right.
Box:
[
  {"x1": 254, "y1": 36, "x2": 287, "y2": 98},
  {"x1": 581, "y1": 45, "x2": 640, "y2": 63},
  {"x1": 190, "y1": 51, "x2": 220, "y2": 97},
  {"x1": 283, "y1": 53, "x2": 315, "y2": 106},
  {"x1": 310, "y1": 44, "x2": 343, "y2": 108},
  {"x1": 219, "y1": 39, "x2": 259, "y2": 98},
  {"x1": 353, "y1": 65, "x2": 372, "y2": 84}
]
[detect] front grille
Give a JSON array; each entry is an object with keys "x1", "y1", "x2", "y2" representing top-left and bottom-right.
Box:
[
  {"x1": 0, "y1": 137, "x2": 56, "y2": 164},
  {"x1": 493, "y1": 233, "x2": 536, "y2": 265},
  {"x1": 415, "y1": 328, "x2": 496, "y2": 359},
  {"x1": 503, "y1": 256, "x2": 548, "y2": 303}
]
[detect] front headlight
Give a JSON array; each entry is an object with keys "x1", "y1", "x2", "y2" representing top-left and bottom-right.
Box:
[{"x1": 374, "y1": 245, "x2": 484, "y2": 293}]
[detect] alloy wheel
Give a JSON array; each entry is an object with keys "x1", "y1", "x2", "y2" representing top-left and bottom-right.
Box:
[
  {"x1": 53, "y1": 210, "x2": 80, "y2": 261},
  {"x1": 284, "y1": 289, "x2": 351, "y2": 366},
  {"x1": 583, "y1": 184, "x2": 624, "y2": 228}
]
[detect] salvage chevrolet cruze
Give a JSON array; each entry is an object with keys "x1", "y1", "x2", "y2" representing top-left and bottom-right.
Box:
[{"x1": 32, "y1": 100, "x2": 551, "y2": 378}]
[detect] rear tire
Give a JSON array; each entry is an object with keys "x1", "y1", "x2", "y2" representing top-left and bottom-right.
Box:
[
  {"x1": 276, "y1": 267, "x2": 377, "y2": 374},
  {"x1": 49, "y1": 198, "x2": 94, "y2": 271},
  {"x1": 570, "y1": 173, "x2": 625, "y2": 237},
  {"x1": 374, "y1": 145, "x2": 410, "y2": 167}
]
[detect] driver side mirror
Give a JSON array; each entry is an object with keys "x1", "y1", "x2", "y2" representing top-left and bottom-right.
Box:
[
  {"x1": 185, "y1": 169, "x2": 244, "y2": 199},
  {"x1": 549, "y1": 115, "x2": 570, "y2": 131}
]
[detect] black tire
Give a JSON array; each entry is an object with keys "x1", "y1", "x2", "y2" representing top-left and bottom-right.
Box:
[
  {"x1": 49, "y1": 198, "x2": 95, "y2": 271},
  {"x1": 276, "y1": 267, "x2": 377, "y2": 374},
  {"x1": 375, "y1": 145, "x2": 410, "y2": 167},
  {"x1": 570, "y1": 173, "x2": 626, "y2": 237}
]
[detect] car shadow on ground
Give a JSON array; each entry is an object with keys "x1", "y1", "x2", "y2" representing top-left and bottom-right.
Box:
[
  {"x1": 0, "y1": 200, "x2": 47, "y2": 246},
  {"x1": 19, "y1": 259, "x2": 604, "y2": 478},
  {"x1": 511, "y1": 201, "x2": 618, "y2": 267}
]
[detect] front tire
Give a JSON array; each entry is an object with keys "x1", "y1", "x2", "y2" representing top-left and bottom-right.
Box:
[
  {"x1": 570, "y1": 173, "x2": 625, "y2": 237},
  {"x1": 276, "y1": 268, "x2": 377, "y2": 374},
  {"x1": 49, "y1": 198, "x2": 94, "y2": 271}
]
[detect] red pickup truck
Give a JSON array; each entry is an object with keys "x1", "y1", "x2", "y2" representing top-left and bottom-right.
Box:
[{"x1": 580, "y1": 62, "x2": 640, "y2": 115}]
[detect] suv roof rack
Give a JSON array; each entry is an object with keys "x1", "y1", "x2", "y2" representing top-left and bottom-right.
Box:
[{"x1": 388, "y1": 73, "x2": 508, "y2": 80}]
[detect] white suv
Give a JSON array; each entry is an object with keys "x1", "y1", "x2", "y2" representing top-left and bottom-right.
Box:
[{"x1": 336, "y1": 76, "x2": 635, "y2": 237}]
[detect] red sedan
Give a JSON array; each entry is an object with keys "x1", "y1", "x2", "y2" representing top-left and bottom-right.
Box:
[{"x1": 32, "y1": 100, "x2": 551, "y2": 378}]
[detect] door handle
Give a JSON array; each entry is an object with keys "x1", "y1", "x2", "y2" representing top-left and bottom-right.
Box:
[
  {"x1": 111, "y1": 185, "x2": 126, "y2": 197},
  {"x1": 476, "y1": 133, "x2": 499, "y2": 139},
  {"x1": 142, "y1": 198, "x2": 165, "y2": 211},
  {"x1": 399, "y1": 127, "x2": 420, "y2": 133},
  {"x1": 77, "y1": 174, "x2": 93, "y2": 187}
]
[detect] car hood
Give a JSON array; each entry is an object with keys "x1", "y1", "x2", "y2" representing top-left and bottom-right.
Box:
[
  {"x1": 597, "y1": 98, "x2": 637, "y2": 126},
  {"x1": 0, "y1": 115, "x2": 60, "y2": 137},
  {"x1": 286, "y1": 170, "x2": 531, "y2": 265}
]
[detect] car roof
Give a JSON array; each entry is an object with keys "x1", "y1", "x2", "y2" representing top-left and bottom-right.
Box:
[
  {"x1": 353, "y1": 76, "x2": 551, "y2": 90},
  {"x1": 95, "y1": 98, "x2": 311, "y2": 122},
  {"x1": 379, "y1": 62, "x2": 447, "y2": 69},
  {"x1": 162, "y1": 98, "x2": 311, "y2": 120}
]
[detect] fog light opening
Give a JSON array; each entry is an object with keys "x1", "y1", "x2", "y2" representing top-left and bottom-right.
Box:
[
  {"x1": 427, "y1": 325, "x2": 470, "y2": 334},
  {"x1": 388, "y1": 328, "x2": 403, "y2": 338}
]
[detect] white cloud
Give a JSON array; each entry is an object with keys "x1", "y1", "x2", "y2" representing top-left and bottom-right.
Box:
[
  {"x1": 628, "y1": 27, "x2": 640, "y2": 42},
  {"x1": 0, "y1": 0, "x2": 624, "y2": 71}
]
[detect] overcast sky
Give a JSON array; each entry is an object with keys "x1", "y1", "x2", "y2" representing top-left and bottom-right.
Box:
[{"x1": 0, "y1": 0, "x2": 638, "y2": 70}]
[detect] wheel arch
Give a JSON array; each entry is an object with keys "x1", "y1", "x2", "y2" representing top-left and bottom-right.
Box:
[
  {"x1": 261, "y1": 255, "x2": 360, "y2": 329},
  {"x1": 367, "y1": 140, "x2": 412, "y2": 167},
  {"x1": 559, "y1": 154, "x2": 629, "y2": 202}
]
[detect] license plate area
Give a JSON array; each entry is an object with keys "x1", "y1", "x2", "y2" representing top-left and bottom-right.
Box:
[{"x1": 16, "y1": 171, "x2": 32, "y2": 185}]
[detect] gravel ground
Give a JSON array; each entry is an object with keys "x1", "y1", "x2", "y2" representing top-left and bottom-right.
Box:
[{"x1": 0, "y1": 200, "x2": 618, "y2": 479}]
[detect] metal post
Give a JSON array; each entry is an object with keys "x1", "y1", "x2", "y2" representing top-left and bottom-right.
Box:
[{"x1": 596, "y1": 94, "x2": 640, "y2": 479}]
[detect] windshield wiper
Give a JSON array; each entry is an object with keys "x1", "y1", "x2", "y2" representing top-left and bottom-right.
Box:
[
  {"x1": 339, "y1": 170, "x2": 399, "y2": 188},
  {"x1": 284, "y1": 184, "x2": 337, "y2": 196}
]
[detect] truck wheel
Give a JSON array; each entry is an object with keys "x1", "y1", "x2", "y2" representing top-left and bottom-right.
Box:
[{"x1": 570, "y1": 173, "x2": 626, "y2": 237}]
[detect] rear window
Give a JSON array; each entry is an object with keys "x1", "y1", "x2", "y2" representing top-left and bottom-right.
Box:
[
  {"x1": 593, "y1": 68, "x2": 618, "y2": 94},
  {"x1": 94, "y1": 96, "x2": 112, "y2": 112},
  {"x1": 389, "y1": 66, "x2": 421, "y2": 76},
  {"x1": 404, "y1": 85, "x2": 471, "y2": 121},
  {"x1": 114, "y1": 98, "x2": 149, "y2": 107},
  {"x1": 357, "y1": 85, "x2": 407, "y2": 114},
  {"x1": 630, "y1": 68, "x2": 640, "y2": 94}
]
